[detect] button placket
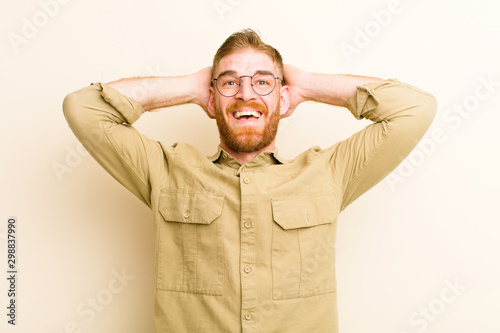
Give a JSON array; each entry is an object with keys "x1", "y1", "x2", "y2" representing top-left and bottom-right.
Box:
[{"x1": 240, "y1": 171, "x2": 257, "y2": 330}]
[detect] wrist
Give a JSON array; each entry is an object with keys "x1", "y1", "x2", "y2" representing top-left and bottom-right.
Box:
[
  {"x1": 297, "y1": 70, "x2": 317, "y2": 103},
  {"x1": 189, "y1": 67, "x2": 212, "y2": 111},
  {"x1": 302, "y1": 73, "x2": 355, "y2": 107},
  {"x1": 189, "y1": 73, "x2": 205, "y2": 107}
]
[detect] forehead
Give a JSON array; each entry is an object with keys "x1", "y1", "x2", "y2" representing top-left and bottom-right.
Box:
[{"x1": 216, "y1": 49, "x2": 277, "y2": 76}]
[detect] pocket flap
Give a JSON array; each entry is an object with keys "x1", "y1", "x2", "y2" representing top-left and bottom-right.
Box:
[
  {"x1": 272, "y1": 194, "x2": 339, "y2": 230},
  {"x1": 159, "y1": 191, "x2": 224, "y2": 224}
]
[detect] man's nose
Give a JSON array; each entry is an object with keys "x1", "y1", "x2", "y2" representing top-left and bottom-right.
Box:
[{"x1": 235, "y1": 77, "x2": 256, "y2": 100}]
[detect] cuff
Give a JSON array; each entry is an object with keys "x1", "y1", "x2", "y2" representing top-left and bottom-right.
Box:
[
  {"x1": 344, "y1": 79, "x2": 398, "y2": 120},
  {"x1": 94, "y1": 82, "x2": 145, "y2": 125}
]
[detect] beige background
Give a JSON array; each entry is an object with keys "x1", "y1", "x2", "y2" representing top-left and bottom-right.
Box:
[{"x1": 1, "y1": 0, "x2": 499, "y2": 332}]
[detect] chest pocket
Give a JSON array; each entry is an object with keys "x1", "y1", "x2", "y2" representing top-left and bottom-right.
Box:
[
  {"x1": 157, "y1": 190, "x2": 224, "y2": 295},
  {"x1": 271, "y1": 194, "x2": 339, "y2": 300}
]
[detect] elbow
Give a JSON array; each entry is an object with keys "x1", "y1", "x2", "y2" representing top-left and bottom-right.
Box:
[
  {"x1": 62, "y1": 90, "x2": 81, "y2": 128},
  {"x1": 417, "y1": 91, "x2": 438, "y2": 129},
  {"x1": 387, "y1": 88, "x2": 438, "y2": 139},
  {"x1": 397, "y1": 84, "x2": 438, "y2": 130},
  {"x1": 62, "y1": 84, "x2": 99, "y2": 126},
  {"x1": 398, "y1": 91, "x2": 438, "y2": 142},
  {"x1": 62, "y1": 86, "x2": 97, "y2": 133},
  {"x1": 62, "y1": 91, "x2": 78, "y2": 118}
]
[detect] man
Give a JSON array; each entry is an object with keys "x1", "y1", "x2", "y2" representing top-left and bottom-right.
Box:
[{"x1": 63, "y1": 29, "x2": 436, "y2": 332}]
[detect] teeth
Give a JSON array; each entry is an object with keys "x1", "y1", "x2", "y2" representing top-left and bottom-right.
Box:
[{"x1": 234, "y1": 110, "x2": 261, "y2": 119}]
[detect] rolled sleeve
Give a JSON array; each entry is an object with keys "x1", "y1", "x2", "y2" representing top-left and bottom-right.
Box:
[
  {"x1": 345, "y1": 81, "x2": 383, "y2": 119},
  {"x1": 100, "y1": 83, "x2": 145, "y2": 125}
]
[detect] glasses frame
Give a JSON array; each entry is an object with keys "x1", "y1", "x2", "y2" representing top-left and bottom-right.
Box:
[{"x1": 212, "y1": 71, "x2": 283, "y2": 97}]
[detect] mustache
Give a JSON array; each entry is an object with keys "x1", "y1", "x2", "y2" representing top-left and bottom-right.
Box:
[{"x1": 226, "y1": 101, "x2": 268, "y2": 115}]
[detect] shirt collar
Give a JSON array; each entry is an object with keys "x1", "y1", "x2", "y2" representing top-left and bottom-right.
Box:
[{"x1": 209, "y1": 145, "x2": 287, "y2": 169}]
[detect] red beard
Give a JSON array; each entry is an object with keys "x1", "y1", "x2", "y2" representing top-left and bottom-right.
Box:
[{"x1": 215, "y1": 100, "x2": 280, "y2": 153}]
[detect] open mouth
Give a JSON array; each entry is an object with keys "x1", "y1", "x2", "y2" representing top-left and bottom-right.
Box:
[{"x1": 232, "y1": 110, "x2": 262, "y2": 119}]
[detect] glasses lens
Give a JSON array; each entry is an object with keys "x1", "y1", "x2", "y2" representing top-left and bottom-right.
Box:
[
  {"x1": 252, "y1": 73, "x2": 276, "y2": 96},
  {"x1": 217, "y1": 74, "x2": 240, "y2": 96}
]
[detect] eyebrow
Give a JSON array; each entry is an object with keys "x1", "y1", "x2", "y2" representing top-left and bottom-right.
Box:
[{"x1": 217, "y1": 70, "x2": 276, "y2": 77}]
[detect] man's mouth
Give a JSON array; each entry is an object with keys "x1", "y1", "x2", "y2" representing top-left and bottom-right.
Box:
[
  {"x1": 233, "y1": 110, "x2": 262, "y2": 119},
  {"x1": 226, "y1": 101, "x2": 267, "y2": 121}
]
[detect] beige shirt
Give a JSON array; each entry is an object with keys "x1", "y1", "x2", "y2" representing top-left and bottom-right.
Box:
[{"x1": 63, "y1": 80, "x2": 436, "y2": 332}]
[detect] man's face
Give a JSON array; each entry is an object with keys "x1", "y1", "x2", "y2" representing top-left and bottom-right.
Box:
[{"x1": 209, "y1": 49, "x2": 289, "y2": 153}]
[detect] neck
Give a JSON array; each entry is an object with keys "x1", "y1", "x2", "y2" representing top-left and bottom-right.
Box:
[{"x1": 220, "y1": 141, "x2": 276, "y2": 164}]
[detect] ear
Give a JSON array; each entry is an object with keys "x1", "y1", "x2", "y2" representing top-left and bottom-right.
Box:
[
  {"x1": 207, "y1": 86, "x2": 216, "y2": 119},
  {"x1": 279, "y1": 85, "x2": 291, "y2": 118}
]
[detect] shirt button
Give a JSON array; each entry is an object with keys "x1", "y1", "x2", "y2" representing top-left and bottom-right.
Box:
[
  {"x1": 243, "y1": 177, "x2": 250, "y2": 184},
  {"x1": 183, "y1": 210, "x2": 190, "y2": 219},
  {"x1": 244, "y1": 266, "x2": 252, "y2": 273},
  {"x1": 244, "y1": 313, "x2": 252, "y2": 320},
  {"x1": 243, "y1": 220, "x2": 252, "y2": 229},
  {"x1": 222, "y1": 152, "x2": 228, "y2": 159}
]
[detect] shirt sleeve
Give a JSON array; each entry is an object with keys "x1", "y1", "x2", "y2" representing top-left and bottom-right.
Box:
[
  {"x1": 62, "y1": 83, "x2": 165, "y2": 207},
  {"x1": 329, "y1": 79, "x2": 437, "y2": 211}
]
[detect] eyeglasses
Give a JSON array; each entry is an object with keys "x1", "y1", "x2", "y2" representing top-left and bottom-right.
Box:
[{"x1": 212, "y1": 71, "x2": 283, "y2": 97}]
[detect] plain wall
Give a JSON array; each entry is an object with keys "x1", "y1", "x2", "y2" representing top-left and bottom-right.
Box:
[{"x1": 1, "y1": 0, "x2": 499, "y2": 332}]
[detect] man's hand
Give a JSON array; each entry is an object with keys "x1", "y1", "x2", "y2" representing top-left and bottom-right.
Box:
[
  {"x1": 191, "y1": 66, "x2": 214, "y2": 118},
  {"x1": 281, "y1": 64, "x2": 309, "y2": 118}
]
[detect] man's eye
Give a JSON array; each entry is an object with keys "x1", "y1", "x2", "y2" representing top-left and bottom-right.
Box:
[
  {"x1": 224, "y1": 81, "x2": 238, "y2": 86},
  {"x1": 256, "y1": 80, "x2": 269, "y2": 85}
]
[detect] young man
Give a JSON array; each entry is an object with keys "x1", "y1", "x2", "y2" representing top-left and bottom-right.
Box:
[{"x1": 63, "y1": 29, "x2": 436, "y2": 332}]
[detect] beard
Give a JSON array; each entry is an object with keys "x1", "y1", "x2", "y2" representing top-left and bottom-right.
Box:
[{"x1": 214, "y1": 100, "x2": 280, "y2": 153}]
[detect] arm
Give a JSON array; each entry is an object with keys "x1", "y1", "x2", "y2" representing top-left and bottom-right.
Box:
[
  {"x1": 62, "y1": 68, "x2": 213, "y2": 206},
  {"x1": 106, "y1": 67, "x2": 213, "y2": 115},
  {"x1": 283, "y1": 65, "x2": 437, "y2": 210},
  {"x1": 282, "y1": 64, "x2": 384, "y2": 117}
]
